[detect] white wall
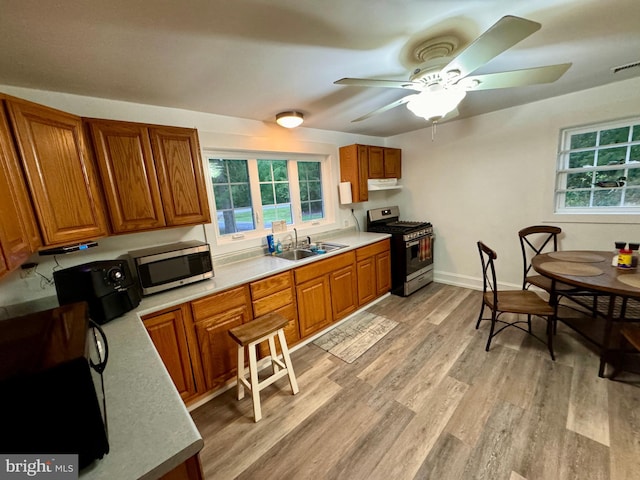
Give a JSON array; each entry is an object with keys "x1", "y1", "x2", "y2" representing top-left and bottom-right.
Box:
[
  {"x1": 390, "y1": 76, "x2": 640, "y2": 289},
  {"x1": 0, "y1": 85, "x2": 385, "y2": 306}
]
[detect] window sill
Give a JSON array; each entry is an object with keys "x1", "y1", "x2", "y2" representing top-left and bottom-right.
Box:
[{"x1": 546, "y1": 212, "x2": 640, "y2": 224}]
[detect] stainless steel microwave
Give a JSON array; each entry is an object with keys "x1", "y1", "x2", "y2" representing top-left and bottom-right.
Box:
[{"x1": 129, "y1": 240, "x2": 213, "y2": 295}]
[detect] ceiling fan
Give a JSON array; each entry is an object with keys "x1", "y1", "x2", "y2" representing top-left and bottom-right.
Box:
[{"x1": 335, "y1": 15, "x2": 572, "y2": 123}]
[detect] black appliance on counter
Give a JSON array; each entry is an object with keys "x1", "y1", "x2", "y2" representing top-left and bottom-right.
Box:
[
  {"x1": 54, "y1": 259, "x2": 141, "y2": 324},
  {"x1": 0, "y1": 302, "x2": 109, "y2": 469},
  {"x1": 367, "y1": 206, "x2": 434, "y2": 296}
]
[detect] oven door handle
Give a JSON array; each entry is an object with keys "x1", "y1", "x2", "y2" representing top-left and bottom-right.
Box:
[{"x1": 407, "y1": 239, "x2": 421, "y2": 247}]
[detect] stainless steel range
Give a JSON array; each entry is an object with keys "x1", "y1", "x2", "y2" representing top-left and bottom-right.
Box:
[{"x1": 366, "y1": 206, "x2": 434, "y2": 296}]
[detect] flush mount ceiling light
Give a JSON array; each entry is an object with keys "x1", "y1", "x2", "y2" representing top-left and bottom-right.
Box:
[{"x1": 276, "y1": 111, "x2": 304, "y2": 128}]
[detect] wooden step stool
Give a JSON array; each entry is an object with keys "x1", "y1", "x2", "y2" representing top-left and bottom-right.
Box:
[{"x1": 228, "y1": 312, "x2": 299, "y2": 422}]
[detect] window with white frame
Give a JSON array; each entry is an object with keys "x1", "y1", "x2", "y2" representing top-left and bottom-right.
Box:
[
  {"x1": 208, "y1": 153, "x2": 327, "y2": 237},
  {"x1": 555, "y1": 117, "x2": 640, "y2": 214}
]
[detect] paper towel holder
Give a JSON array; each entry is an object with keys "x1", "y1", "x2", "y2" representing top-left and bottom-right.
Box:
[{"x1": 339, "y1": 182, "x2": 353, "y2": 205}]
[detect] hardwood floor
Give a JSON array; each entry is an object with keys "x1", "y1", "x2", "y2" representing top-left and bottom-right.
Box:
[{"x1": 191, "y1": 283, "x2": 640, "y2": 480}]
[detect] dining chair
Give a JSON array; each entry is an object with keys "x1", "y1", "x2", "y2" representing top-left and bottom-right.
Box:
[
  {"x1": 476, "y1": 241, "x2": 556, "y2": 360},
  {"x1": 518, "y1": 225, "x2": 600, "y2": 315}
]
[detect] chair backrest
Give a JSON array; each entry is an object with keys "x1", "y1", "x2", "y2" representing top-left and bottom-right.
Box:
[
  {"x1": 518, "y1": 225, "x2": 562, "y2": 289},
  {"x1": 478, "y1": 241, "x2": 498, "y2": 305}
]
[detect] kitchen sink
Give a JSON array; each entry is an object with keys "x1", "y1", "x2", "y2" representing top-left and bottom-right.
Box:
[
  {"x1": 277, "y1": 249, "x2": 317, "y2": 261},
  {"x1": 275, "y1": 242, "x2": 348, "y2": 261}
]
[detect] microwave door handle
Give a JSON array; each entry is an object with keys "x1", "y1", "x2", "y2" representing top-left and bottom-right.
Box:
[{"x1": 89, "y1": 320, "x2": 109, "y2": 374}]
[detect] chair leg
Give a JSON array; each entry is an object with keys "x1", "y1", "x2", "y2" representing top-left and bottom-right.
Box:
[
  {"x1": 546, "y1": 318, "x2": 556, "y2": 361},
  {"x1": 485, "y1": 311, "x2": 497, "y2": 352},
  {"x1": 476, "y1": 301, "x2": 486, "y2": 329},
  {"x1": 527, "y1": 314, "x2": 532, "y2": 333}
]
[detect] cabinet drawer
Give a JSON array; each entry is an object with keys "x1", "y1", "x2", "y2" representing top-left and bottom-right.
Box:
[
  {"x1": 250, "y1": 271, "x2": 293, "y2": 300},
  {"x1": 191, "y1": 285, "x2": 251, "y2": 321},
  {"x1": 294, "y1": 251, "x2": 355, "y2": 284},
  {"x1": 252, "y1": 287, "x2": 294, "y2": 317},
  {"x1": 356, "y1": 239, "x2": 390, "y2": 261}
]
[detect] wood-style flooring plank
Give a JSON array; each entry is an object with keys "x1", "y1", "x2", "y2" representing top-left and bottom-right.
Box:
[{"x1": 608, "y1": 379, "x2": 640, "y2": 480}]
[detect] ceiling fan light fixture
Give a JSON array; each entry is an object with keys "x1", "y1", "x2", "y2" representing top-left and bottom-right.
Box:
[
  {"x1": 406, "y1": 87, "x2": 466, "y2": 121},
  {"x1": 276, "y1": 111, "x2": 304, "y2": 128}
]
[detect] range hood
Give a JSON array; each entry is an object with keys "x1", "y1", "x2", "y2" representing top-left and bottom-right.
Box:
[{"x1": 367, "y1": 178, "x2": 402, "y2": 191}]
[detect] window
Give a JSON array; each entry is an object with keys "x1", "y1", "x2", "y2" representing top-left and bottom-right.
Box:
[
  {"x1": 207, "y1": 153, "x2": 327, "y2": 237},
  {"x1": 555, "y1": 117, "x2": 640, "y2": 214}
]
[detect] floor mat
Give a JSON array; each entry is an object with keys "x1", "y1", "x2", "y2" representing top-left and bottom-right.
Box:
[{"x1": 313, "y1": 311, "x2": 398, "y2": 363}]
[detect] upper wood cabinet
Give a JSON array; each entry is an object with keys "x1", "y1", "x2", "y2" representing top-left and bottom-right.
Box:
[
  {"x1": 339, "y1": 144, "x2": 402, "y2": 202},
  {"x1": 6, "y1": 97, "x2": 108, "y2": 247},
  {"x1": 86, "y1": 120, "x2": 210, "y2": 234},
  {"x1": 0, "y1": 102, "x2": 40, "y2": 272}
]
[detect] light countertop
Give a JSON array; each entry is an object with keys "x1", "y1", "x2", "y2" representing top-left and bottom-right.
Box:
[{"x1": 79, "y1": 231, "x2": 389, "y2": 479}]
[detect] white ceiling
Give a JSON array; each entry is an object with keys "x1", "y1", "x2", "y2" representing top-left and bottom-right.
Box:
[{"x1": 1, "y1": 0, "x2": 639, "y2": 137}]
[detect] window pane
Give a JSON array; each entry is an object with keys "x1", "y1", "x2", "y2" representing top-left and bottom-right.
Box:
[
  {"x1": 628, "y1": 167, "x2": 640, "y2": 186},
  {"x1": 630, "y1": 145, "x2": 640, "y2": 162},
  {"x1": 565, "y1": 191, "x2": 591, "y2": 207},
  {"x1": 624, "y1": 189, "x2": 640, "y2": 206},
  {"x1": 258, "y1": 160, "x2": 292, "y2": 227},
  {"x1": 210, "y1": 158, "x2": 254, "y2": 235},
  {"x1": 594, "y1": 169, "x2": 625, "y2": 185},
  {"x1": 566, "y1": 171, "x2": 593, "y2": 189},
  {"x1": 568, "y1": 151, "x2": 595, "y2": 168},
  {"x1": 570, "y1": 132, "x2": 597, "y2": 149},
  {"x1": 596, "y1": 147, "x2": 627, "y2": 166},
  {"x1": 633, "y1": 125, "x2": 640, "y2": 141},
  {"x1": 600, "y1": 127, "x2": 629, "y2": 145},
  {"x1": 298, "y1": 161, "x2": 324, "y2": 222},
  {"x1": 593, "y1": 189, "x2": 622, "y2": 206}
]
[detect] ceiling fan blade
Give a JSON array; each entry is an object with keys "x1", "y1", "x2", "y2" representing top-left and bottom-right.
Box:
[
  {"x1": 335, "y1": 78, "x2": 421, "y2": 90},
  {"x1": 442, "y1": 15, "x2": 542, "y2": 80},
  {"x1": 463, "y1": 63, "x2": 572, "y2": 90},
  {"x1": 352, "y1": 95, "x2": 415, "y2": 122}
]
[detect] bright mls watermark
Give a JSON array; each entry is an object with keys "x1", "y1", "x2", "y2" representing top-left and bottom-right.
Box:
[{"x1": 0, "y1": 455, "x2": 78, "y2": 479}]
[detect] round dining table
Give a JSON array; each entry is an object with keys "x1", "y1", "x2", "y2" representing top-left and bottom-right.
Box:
[{"x1": 532, "y1": 250, "x2": 640, "y2": 377}]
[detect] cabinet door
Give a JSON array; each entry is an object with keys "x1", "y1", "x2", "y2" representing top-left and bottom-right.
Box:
[
  {"x1": 88, "y1": 120, "x2": 166, "y2": 233},
  {"x1": 0, "y1": 106, "x2": 39, "y2": 270},
  {"x1": 193, "y1": 305, "x2": 252, "y2": 390},
  {"x1": 297, "y1": 276, "x2": 332, "y2": 338},
  {"x1": 149, "y1": 127, "x2": 211, "y2": 226},
  {"x1": 6, "y1": 99, "x2": 108, "y2": 246},
  {"x1": 356, "y1": 257, "x2": 376, "y2": 306},
  {"x1": 383, "y1": 147, "x2": 401, "y2": 178},
  {"x1": 339, "y1": 144, "x2": 368, "y2": 202},
  {"x1": 368, "y1": 146, "x2": 385, "y2": 179},
  {"x1": 330, "y1": 264, "x2": 358, "y2": 321},
  {"x1": 143, "y1": 307, "x2": 199, "y2": 402},
  {"x1": 376, "y1": 250, "x2": 392, "y2": 295}
]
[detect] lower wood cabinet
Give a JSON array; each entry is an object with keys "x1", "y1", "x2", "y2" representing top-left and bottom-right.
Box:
[
  {"x1": 295, "y1": 251, "x2": 357, "y2": 339},
  {"x1": 250, "y1": 271, "x2": 300, "y2": 355},
  {"x1": 159, "y1": 454, "x2": 204, "y2": 480},
  {"x1": 356, "y1": 239, "x2": 391, "y2": 306},
  {"x1": 190, "y1": 286, "x2": 253, "y2": 391},
  {"x1": 142, "y1": 304, "x2": 202, "y2": 403}
]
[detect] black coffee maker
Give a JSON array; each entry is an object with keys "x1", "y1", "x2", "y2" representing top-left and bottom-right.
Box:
[{"x1": 54, "y1": 259, "x2": 141, "y2": 324}]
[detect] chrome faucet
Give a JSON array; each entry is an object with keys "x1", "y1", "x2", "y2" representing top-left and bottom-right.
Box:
[{"x1": 293, "y1": 228, "x2": 298, "y2": 249}]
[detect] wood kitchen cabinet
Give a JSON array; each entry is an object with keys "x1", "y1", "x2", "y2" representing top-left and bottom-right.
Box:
[
  {"x1": 86, "y1": 119, "x2": 210, "y2": 234},
  {"x1": 356, "y1": 239, "x2": 391, "y2": 306},
  {"x1": 0, "y1": 101, "x2": 40, "y2": 274},
  {"x1": 190, "y1": 285, "x2": 253, "y2": 391},
  {"x1": 249, "y1": 271, "x2": 300, "y2": 355},
  {"x1": 339, "y1": 144, "x2": 402, "y2": 202},
  {"x1": 295, "y1": 251, "x2": 357, "y2": 338},
  {"x1": 5, "y1": 97, "x2": 109, "y2": 247},
  {"x1": 142, "y1": 305, "x2": 203, "y2": 403}
]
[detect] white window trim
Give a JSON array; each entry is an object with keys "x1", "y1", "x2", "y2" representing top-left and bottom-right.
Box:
[
  {"x1": 202, "y1": 149, "x2": 337, "y2": 249},
  {"x1": 550, "y1": 116, "x2": 640, "y2": 224}
]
